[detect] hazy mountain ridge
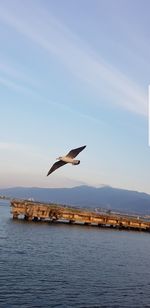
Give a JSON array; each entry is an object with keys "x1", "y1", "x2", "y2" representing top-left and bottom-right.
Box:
[{"x1": 1, "y1": 185, "x2": 150, "y2": 214}]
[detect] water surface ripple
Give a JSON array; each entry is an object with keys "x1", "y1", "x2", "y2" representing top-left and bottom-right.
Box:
[{"x1": 0, "y1": 200, "x2": 150, "y2": 307}]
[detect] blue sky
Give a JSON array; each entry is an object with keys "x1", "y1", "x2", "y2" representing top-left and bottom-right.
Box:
[{"x1": 0, "y1": 0, "x2": 149, "y2": 193}]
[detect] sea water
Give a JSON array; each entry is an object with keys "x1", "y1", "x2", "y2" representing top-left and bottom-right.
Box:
[{"x1": 0, "y1": 200, "x2": 150, "y2": 308}]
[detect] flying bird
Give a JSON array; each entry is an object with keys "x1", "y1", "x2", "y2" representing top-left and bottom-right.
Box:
[{"x1": 47, "y1": 145, "x2": 86, "y2": 176}]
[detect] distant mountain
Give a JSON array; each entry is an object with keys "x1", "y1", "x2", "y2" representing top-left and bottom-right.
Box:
[{"x1": 0, "y1": 185, "x2": 150, "y2": 214}]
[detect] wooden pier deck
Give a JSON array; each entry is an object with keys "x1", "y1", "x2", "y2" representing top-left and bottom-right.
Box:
[{"x1": 11, "y1": 199, "x2": 150, "y2": 232}]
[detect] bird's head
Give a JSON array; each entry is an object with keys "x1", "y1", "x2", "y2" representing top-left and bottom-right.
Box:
[{"x1": 56, "y1": 156, "x2": 62, "y2": 160}]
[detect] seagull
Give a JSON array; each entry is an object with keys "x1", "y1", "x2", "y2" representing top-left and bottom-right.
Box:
[{"x1": 47, "y1": 145, "x2": 86, "y2": 176}]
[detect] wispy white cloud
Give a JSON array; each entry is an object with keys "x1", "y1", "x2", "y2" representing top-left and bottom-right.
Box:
[
  {"x1": 0, "y1": 60, "x2": 39, "y2": 88},
  {"x1": 0, "y1": 141, "x2": 37, "y2": 151},
  {"x1": 0, "y1": 0, "x2": 147, "y2": 116},
  {"x1": 0, "y1": 75, "x2": 29, "y2": 93},
  {"x1": 0, "y1": 141, "x2": 46, "y2": 159},
  {"x1": 0, "y1": 56, "x2": 41, "y2": 95},
  {"x1": 0, "y1": 142, "x2": 21, "y2": 150}
]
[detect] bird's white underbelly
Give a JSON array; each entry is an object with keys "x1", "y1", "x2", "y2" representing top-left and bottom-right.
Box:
[{"x1": 60, "y1": 156, "x2": 74, "y2": 163}]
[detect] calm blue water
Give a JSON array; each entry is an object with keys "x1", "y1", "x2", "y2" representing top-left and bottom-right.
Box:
[{"x1": 0, "y1": 200, "x2": 150, "y2": 307}]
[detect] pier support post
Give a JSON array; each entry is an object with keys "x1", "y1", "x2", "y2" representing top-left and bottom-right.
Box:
[
  {"x1": 24, "y1": 215, "x2": 33, "y2": 221},
  {"x1": 13, "y1": 213, "x2": 19, "y2": 219},
  {"x1": 69, "y1": 220, "x2": 75, "y2": 224}
]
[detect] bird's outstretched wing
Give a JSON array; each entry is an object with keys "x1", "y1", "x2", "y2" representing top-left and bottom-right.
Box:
[
  {"x1": 47, "y1": 160, "x2": 67, "y2": 176},
  {"x1": 66, "y1": 145, "x2": 86, "y2": 159}
]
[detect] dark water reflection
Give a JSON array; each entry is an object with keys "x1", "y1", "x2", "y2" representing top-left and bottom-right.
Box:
[{"x1": 0, "y1": 200, "x2": 150, "y2": 307}]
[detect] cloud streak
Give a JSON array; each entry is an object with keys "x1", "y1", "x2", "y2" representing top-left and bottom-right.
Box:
[
  {"x1": 0, "y1": 0, "x2": 147, "y2": 116},
  {"x1": 0, "y1": 60, "x2": 39, "y2": 88},
  {"x1": 0, "y1": 142, "x2": 47, "y2": 160},
  {"x1": 0, "y1": 75, "x2": 30, "y2": 93}
]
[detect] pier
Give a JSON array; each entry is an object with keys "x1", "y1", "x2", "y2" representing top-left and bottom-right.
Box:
[{"x1": 11, "y1": 199, "x2": 150, "y2": 232}]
